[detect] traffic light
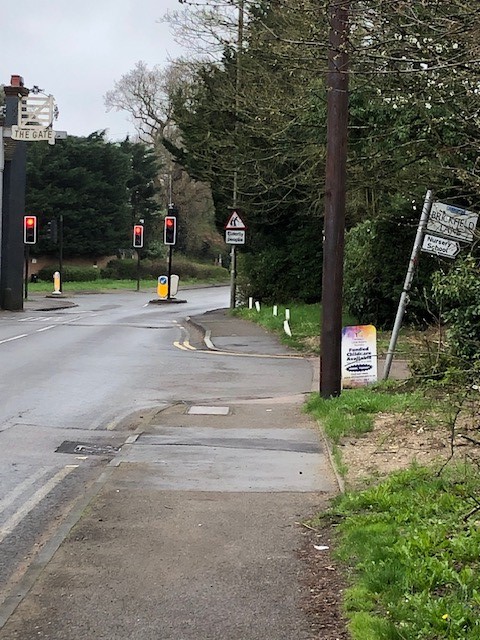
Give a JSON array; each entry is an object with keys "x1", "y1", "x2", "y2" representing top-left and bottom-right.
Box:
[
  {"x1": 133, "y1": 224, "x2": 144, "y2": 248},
  {"x1": 164, "y1": 216, "x2": 177, "y2": 245},
  {"x1": 24, "y1": 216, "x2": 37, "y2": 244},
  {"x1": 45, "y1": 219, "x2": 58, "y2": 243}
]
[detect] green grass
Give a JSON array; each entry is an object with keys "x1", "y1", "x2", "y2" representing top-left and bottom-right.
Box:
[
  {"x1": 26, "y1": 276, "x2": 228, "y2": 295},
  {"x1": 235, "y1": 302, "x2": 417, "y2": 356},
  {"x1": 305, "y1": 387, "x2": 427, "y2": 444},
  {"x1": 234, "y1": 303, "x2": 357, "y2": 353},
  {"x1": 327, "y1": 466, "x2": 480, "y2": 639}
]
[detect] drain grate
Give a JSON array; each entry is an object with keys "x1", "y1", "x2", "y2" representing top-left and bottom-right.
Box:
[{"x1": 56, "y1": 441, "x2": 121, "y2": 456}]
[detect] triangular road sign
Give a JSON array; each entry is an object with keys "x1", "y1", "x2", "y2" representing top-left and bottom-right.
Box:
[{"x1": 225, "y1": 210, "x2": 246, "y2": 230}]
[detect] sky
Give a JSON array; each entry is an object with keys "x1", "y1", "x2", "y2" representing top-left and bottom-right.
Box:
[{"x1": 2, "y1": 0, "x2": 186, "y2": 140}]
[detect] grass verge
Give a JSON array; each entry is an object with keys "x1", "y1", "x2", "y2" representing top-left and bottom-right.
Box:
[
  {"x1": 305, "y1": 385, "x2": 428, "y2": 476},
  {"x1": 235, "y1": 302, "x2": 417, "y2": 356},
  {"x1": 27, "y1": 276, "x2": 228, "y2": 294},
  {"x1": 305, "y1": 386, "x2": 426, "y2": 444},
  {"x1": 322, "y1": 465, "x2": 480, "y2": 639}
]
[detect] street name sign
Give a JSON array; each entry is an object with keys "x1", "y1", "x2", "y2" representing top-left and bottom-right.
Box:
[
  {"x1": 3, "y1": 127, "x2": 67, "y2": 145},
  {"x1": 427, "y1": 201, "x2": 478, "y2": 243},
  {"x1": 225, "y1": 229, "x2": 246, "y2": 244},
  {"x1": 11, "y1": 125, "x2": 55, "y2": 144},
  {"x1": 421, "y1": 233, "x2": 460, "y2": 259}
]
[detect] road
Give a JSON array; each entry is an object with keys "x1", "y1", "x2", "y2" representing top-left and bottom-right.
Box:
[{"x1": 0, "y1": 286, "x2": 317, "y2": 622}]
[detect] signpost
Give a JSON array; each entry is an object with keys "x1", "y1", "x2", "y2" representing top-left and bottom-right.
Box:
[
  {"x1": 225, "y1": 210, "x2": 247, "y2": 309},
  {"x1": 384, "y1": 194, "x2": 479, "y2": 381},
  {"x1": 421, "y1": 233, "x2": 460, "y2": 259},
  {"x1": 0, "y1": 76, "x2": 66, "y2": 311}
]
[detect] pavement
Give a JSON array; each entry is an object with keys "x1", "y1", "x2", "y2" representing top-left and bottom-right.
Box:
[{"x1": 0, "y1": 294, "x2": 410, "y2": 639}]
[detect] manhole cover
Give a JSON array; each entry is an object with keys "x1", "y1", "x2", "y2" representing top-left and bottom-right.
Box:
[
  {"x1": 56, "y1": 441, "x2": 121, "y2": 456},
  {"x1": 187, "y1": 406, "x2": 230, "y2": 415}
]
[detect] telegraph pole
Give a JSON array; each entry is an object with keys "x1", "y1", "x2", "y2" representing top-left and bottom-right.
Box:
[
  {"x1": 230, "y1": 0, "x2": 244, "y2": 309},
  {"x1": 320, "y1": 1, "x2": 350, "y2": 398}
]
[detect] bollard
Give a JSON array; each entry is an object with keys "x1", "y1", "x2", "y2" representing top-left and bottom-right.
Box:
[{"x1": 52, "y1": 271, "x2": 61, "y2": 295}]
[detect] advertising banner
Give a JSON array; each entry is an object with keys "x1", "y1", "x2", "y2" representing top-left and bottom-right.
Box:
[{"x1": 341, "y1": 325, "x2": 378, "y2": 388}]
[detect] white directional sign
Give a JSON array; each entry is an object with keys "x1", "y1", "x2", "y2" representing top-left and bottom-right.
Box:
[
  {"x1": 421, "y1": 233, "x2": 460, "y2": 259},
  {"x1": 427, "y1": 202, "x2": 478, "y2": 243},
  {"x1": 225, "y1": 210, "x2": 246, "y2": 230},
  {"x1": 225, "y1": 229, "x2": 245, "y2": 244}
]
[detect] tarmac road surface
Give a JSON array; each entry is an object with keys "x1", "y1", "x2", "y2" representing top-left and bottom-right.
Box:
[{"x1": 0, "y1": 287, "x2": 339, "y2": 639}]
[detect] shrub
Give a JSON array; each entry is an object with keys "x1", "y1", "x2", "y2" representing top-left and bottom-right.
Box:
[
  {"x1": 101, "y1": 257, "x2": 228, "y2": 282},
  {"x1": 37, "y1": 265, "x2": 100, "y2": 282},
  {"x1": 432, "y1": 255, "x2": 480, "y2": 367},
  {"x1": 344, "y1": 203, "x2": 441, "y2": 328}
]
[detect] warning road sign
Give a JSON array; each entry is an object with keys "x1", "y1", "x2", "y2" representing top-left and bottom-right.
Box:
[{"x1": 225, "y1": 210, "x2": 246, "y2": 230}]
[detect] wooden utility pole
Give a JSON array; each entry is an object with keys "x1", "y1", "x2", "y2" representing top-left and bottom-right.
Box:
[
  {"x1": 230, "y1": 0, "x2": 244, "y2": 309},
  {"x1": 320, "y1": 1, "x2": 350, "y2": 398}
]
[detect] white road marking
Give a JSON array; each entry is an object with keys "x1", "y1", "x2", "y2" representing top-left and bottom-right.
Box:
[
  {"x1": 0, "y1": 465, "x2": 78, "y2": 544},
  {"x1": 0, "y1": 468, "x2": 51, "y2": 516},
  {"x1": 0, "y1": 334, "x2": 28, "y2": 345},
  {"x1": 36, "y1": 325, "x2": 56, "y2": 333}
]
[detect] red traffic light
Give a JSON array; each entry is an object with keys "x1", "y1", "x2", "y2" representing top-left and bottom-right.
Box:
[
  {"x1": 24, "y1": 216, "x2": 37, "y2": 244},
  {"x1": 133, "y1": 224, "x2": 144, "y2": 248},
  {"x1": 164, "y1": 216, "x2": 177, "y2": 245}
]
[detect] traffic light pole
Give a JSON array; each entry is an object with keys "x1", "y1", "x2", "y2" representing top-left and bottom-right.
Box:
[
  {"x1": 167, "y1": 245, "x2": 173, "y2": 299},
  {"x1": 58, "y1": 214, "x2": 63, "y2": 293},
  {"x1": 24, "y1": 244, "x2": 29, "y2": 300},
  {"x1": 136, "y1": 251, "x2": 140, "y2": 292}
]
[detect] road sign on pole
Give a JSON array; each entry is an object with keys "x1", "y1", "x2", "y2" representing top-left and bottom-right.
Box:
[
  {"x1": 225, "y1": 210, "x2": 246, "y2": 230},
  {"x1": 427, "y1": 202, "x2": 478, "y2": 242},
  {"x1": 225, "y1": 229, "x2": 245, "y2": 244},
  {"x1": 421, "y1": 233, "x2": 460, "y2": 259}
]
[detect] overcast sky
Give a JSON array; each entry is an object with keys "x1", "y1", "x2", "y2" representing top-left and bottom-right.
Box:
[{"x1": 3, "y1": 0, "x2": 186, "y2": 140}]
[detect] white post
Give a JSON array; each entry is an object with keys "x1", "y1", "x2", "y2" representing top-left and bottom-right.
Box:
[
  {"x1": 285, "y1": 308, "x2": 290, "y2": 321},
  {"x1": 383, "y1": 190, "x2": 433, "y2": 380},
  {"x1": 255, "y1": 301, "x2": 260, "y2": 312},
  {"x1": 273, "y1": 305, "x2": 278, "y2": 316}
]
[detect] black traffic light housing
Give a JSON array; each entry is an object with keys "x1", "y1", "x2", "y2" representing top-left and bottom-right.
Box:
[
  {"x1": 164, "y1": 216, "x2": 177, "y2": 245},
  {"x1": 45, "y1": 219, "x2": 58, "y2": 243},
  {"x1": 133, "y1": 224, "x2": 144, "y2": 248},
  {"x1": 24, "y1": 216, "x2": 37, "y2": 244}
]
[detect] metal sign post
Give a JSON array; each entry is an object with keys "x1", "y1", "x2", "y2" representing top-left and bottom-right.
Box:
[
  {"x1": 383, "y1": 190, "x2": 433, "y2": 380},
  {"x1": 225, "y1": 210, "x2": 246, "y2": 309}
]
